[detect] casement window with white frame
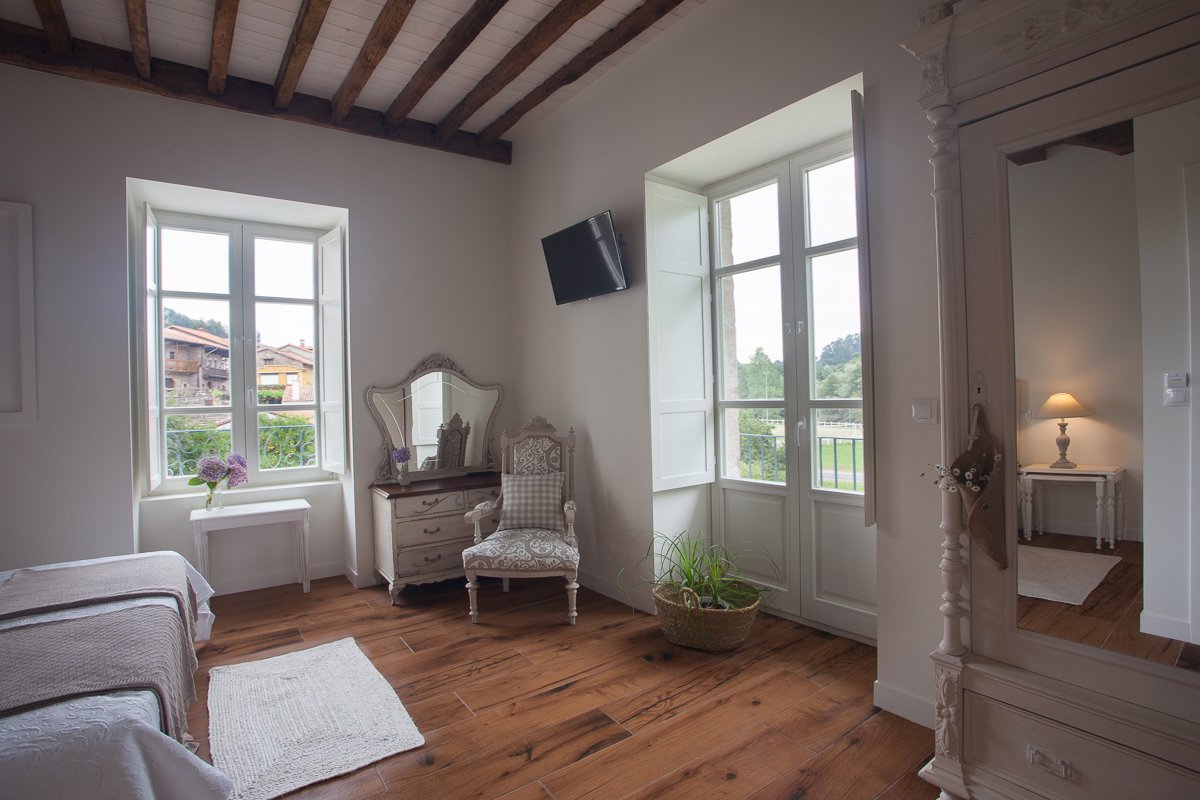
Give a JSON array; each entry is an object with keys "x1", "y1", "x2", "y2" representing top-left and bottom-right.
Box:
[{"x1": 139, "y1": 207, "x2": 346, "y2": 493}]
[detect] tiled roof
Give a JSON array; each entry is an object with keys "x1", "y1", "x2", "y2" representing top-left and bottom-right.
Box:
[{"x1": 164, "y1": 325, "x2": 230, "y2": 351}]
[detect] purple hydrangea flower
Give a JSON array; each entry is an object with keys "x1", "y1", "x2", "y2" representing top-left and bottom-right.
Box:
[
  {"x1": 226, "y1": 463, "x2": 248, "y2": 488},
  {"x1": 392, "y1": 446, "x2": 411, "y2": 463},
  {"x1": 227, "y1": 452, "x2": 247, "y2": 468},
  {"x1": 197, "y1": 455, "x2": 230, "y2": 483}
]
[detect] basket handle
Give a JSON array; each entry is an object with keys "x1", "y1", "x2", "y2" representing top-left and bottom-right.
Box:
[{"x1": 680, "y1": 586, "x2": 700, "y2": 611}]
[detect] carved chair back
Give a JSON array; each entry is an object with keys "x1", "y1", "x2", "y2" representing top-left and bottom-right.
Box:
[
  {"x1": 500, "y1": 416, "x2": 575, "y2": 503},
  {"x1": 435, "y1": 412, "x2": 470, "y2": 470}
]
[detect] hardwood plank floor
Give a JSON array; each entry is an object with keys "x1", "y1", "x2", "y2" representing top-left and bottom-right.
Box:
[
  {"x1": 194, "y1": 577, "x2": 934, "y2": 799},
  {"x1": 1017, "y1": 533, "x2": 1195, "y2": 671}
]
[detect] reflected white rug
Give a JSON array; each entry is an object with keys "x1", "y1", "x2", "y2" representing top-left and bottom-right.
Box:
[
  {"x1": 208, "y1": 637, "x2": 423, "y2": 800},
  {"x1": 1018, "y1": 545, "x2": 1121, "y2": 605}
]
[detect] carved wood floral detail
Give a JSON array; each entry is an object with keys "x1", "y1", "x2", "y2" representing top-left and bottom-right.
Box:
[
  {"x1": 994, "y1": 0, "x2": 1145, "y2": 54},
  {"x1": 934, "y1": 665, "x2": 962, "y2": 759}
]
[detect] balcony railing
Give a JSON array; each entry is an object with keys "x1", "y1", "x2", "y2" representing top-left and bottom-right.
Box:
[
  {"x1": 816, "y1": 435, "x2": 864, "y2": 492},
  {"x1": 166, "y1": 423, "x2": 316, "y2": 477},
  {"x1": 740, "y1": 433, "x2": 784, "y2": 481},
  {"x1": 738, "y1": 432, "x2": 865, "y2": 491}
]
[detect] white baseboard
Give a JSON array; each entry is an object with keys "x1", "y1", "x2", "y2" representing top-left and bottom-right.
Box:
[
  {"x1": 344, "y1": 563, "x2": 377, "y2": 589},
  {"x1": 579, "y1": 569, "x2": 653, "y2": 614},
  {"x1": 874, "y1": 679, "x2": 934, "y2": 729},
  {"x1": 1141, "y1": 609, "x2": 1191, "y2": 641},
  {"x1": 211, "y1": 560, "x2": 345, "y2": 595}
]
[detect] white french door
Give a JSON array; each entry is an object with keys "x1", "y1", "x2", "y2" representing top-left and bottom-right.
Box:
[{"x1": 711, "y1": 134, "x2": 877, "y2": 638}]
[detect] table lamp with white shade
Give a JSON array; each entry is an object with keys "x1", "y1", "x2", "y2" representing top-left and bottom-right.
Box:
[{"x1": 1037, "y1": 392, "x2": 1090, "y2": 469}]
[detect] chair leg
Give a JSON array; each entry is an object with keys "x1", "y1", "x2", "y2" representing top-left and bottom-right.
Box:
[
  {"x1": 502, "y1": 577, "x2": 511, "y2": 593},
  {"x1": 565, "y1": 571, "x2": 578, "y2": 626},
  {"x1": 466, "y1": 570, "x2": 479, "y2": 623}
]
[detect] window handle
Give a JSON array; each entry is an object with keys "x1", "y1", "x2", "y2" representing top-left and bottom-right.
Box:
[{"x1": 796, "y1": 418, "x2": 807, "y2": 442}]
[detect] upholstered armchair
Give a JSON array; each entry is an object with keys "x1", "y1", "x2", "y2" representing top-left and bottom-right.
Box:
[{"x1": 462, "y1": 416, "x2": 579, "y2": 624}]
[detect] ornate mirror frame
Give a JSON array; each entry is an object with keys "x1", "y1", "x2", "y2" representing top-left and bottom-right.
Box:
[{"x1": 366, "y1": 353, "x2": 503, "y2": 483}]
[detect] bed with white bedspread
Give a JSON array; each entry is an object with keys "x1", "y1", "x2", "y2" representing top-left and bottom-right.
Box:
[{"x1": 0, "y1": 552, "x2": 232, "y2": 799}]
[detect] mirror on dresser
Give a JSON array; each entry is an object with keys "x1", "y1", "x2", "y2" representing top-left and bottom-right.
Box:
[
  {"x1": 1006, "y1": 99, "x2": 1200, "y2": 672},
  {"x1": 366, "y1": 354, "x2": 502, "y2": 482}
]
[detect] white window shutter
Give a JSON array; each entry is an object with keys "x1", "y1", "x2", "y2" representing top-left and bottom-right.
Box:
[
  {"x1": 646, "y1": 181, "x2": 714, "y2": 491},
  {"x1": 852, "y1": 90, "x2": 877, "y2": 527},
  {"x1": 144, "y1": 204, "x2": 163, "y2": 491},
  {"x1": 317, "y1": 226, "x2": 347, "y2": 474}
]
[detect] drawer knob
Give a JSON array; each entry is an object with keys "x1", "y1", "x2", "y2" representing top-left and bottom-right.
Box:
[{"x1": 1027, "y1": 745, "x2": 1073, "y2": 780}]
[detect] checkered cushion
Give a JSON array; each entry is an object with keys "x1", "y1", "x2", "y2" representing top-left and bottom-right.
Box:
[
  {"x1": 463, "y1": 528, "x2": 579, "y2": 571},
  {"x1": 498, "y1": 472, "x2": 565, "y2": 532}
]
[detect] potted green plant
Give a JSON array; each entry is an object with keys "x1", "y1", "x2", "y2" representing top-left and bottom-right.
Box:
[{"x1": 645, "y1": 533, "x2": 773, "y2": 652}]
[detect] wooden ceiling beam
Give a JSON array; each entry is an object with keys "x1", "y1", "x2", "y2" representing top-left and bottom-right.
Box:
[
  {"x1": 0, "y1": 19, "x2": 511, "y2": 164},
  {"x1": 384, "y1": 0, "x2": 508, "y2": 128},
  {"x1": 330, "y1": 0, "x2": 415, "y2": 124},
  {"x1": 124, "y1": 0, "x2": 151, "y2": 79},
  {"x1": 479, "y1": 0, "x2": 684, "y2": 144},
  {"x1": 1008, "y1": 120, "x2": 1133, "y2": 165},
  {"x1": 207, "y1": 0, "x2": 239, "y2": 96},
  {"x1": 273, "y1": 0, "x2": 332, "y2": 110},
  {"x1": 31, "y1": 0, "x2": 70, "y2": 57},
  {"x1": 435, "y1": 0, "x2": 605, "y2": 143}
]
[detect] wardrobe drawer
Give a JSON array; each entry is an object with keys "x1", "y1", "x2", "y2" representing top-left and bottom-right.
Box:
[
  {"x1": 964, "y1": 692, "x2": 1200, "y2": 799},
  {"x1": 392, "y1": 515, "x2": 471, "y2": 548},
  {"x1": 392, "y1": 490, "x2": 465, "y2": 520},
  {"x1": 394, "y1": 539, "x2": 471, "y2": 577}
]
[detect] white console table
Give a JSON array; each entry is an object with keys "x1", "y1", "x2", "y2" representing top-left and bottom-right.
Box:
[
  {"x1": 190, "y1": 499, "x2": 311, "y2": 593},
  {"x1": 1018, "y1": 464, "x2": 1124, "y2": 550}
]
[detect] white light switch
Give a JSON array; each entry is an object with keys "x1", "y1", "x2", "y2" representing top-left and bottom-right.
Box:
[
  {"x1": 913, "y1": 398, "x2": 938, "y2": 424},
  {"x1": 1165, "y1": 371, "x2": 1190, "y2": 389},
  {"x1": 1165, "y1": 387, "x2": 1190, "y2": 407}
]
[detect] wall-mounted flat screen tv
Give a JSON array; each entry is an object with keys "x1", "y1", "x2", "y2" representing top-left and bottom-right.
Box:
[{"x1": 541, "y1": 211, "x2": 628, "y2": 305}]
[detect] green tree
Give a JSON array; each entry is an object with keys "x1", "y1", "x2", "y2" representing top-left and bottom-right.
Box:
[
  {"x1": 164, "y1": 307, "x2": 229, "y2": 338},
  {"x1": 738, "y1": 346, "x2": 784, "y2": 401},
  {"x1": 816, "y1": 333, "x2": 860, "y2": 368}
]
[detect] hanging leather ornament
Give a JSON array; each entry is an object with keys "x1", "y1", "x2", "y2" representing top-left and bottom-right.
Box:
[{"x1": 951, "y1": 405, "x2": 1007, "y2": 569}]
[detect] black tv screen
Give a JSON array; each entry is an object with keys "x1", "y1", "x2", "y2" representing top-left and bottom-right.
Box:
[{"x1": 541, "y1": 211, "x2": 628, "y2": 305}]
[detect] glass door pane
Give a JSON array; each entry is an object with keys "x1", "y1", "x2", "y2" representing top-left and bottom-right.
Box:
[
  {"x1": 809, "y1": 249, "x2": 861, "y2": 400},
  {"x1": 715, "y1": 183, "x2": 779, "y2": 266},
  {"x1": 718, "y1": 266, "x2": 783, "y2": 400}
]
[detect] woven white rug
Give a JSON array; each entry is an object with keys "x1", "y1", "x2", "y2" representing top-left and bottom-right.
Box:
[
  {"x1": 208, "y1": 637, "x2": 423, "y2": 800},
  {"x1": 1018, "y1": 545, "x2": 1121, "y2": 605}
]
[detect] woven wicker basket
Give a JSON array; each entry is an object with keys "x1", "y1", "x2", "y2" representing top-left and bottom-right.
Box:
[{"x1": 652, "y1": 583, "x2": 761, "y2": 652}]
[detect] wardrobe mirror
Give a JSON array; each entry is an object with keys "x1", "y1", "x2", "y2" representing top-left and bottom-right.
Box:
[{"x1": 1009, "y1": 97, "x2": 1200, "y2": 671}]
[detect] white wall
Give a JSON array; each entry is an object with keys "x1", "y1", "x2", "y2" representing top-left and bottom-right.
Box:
[
  {"x1": 507, "y1": 0, "x2": 942, "y2": 726},
  {"x1": 1136, "y1": 98, "x2": 1200, "y2": 638},
  {"x1": 1010, "y1": 146, "x2": 1143, "y2": 539},
  {"x1": 0, "y1": 65, "x2": 512, "y2": 588}
]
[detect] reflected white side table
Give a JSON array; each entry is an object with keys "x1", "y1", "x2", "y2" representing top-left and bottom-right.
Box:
[
  {"x1": 190, "y1": 499, "x2": 311, "y2": 592},
  {"x1": 1017, "y1": 464, "x2": 1124, "y2": 550}
]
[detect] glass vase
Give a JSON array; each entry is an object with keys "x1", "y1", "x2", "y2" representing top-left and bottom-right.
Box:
[
  {"x1": 206, "y1": 485, "x2": 223, "y2": 511},
  {"x1": 398, "y1": 462, "x2": 411, "y2": 486}
]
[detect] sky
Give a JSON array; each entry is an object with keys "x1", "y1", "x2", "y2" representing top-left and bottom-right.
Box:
[
  {"x1": 159, "y1": 229, "x2": 315, "y2": 347},
  {"x1": 725, "y1": 157, "x2": 860, "y2": 364}
]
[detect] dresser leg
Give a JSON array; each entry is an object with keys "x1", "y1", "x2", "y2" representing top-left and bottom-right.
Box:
[{"x1": 388, "y1": 580, "x2": 405, "y2": 605}]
